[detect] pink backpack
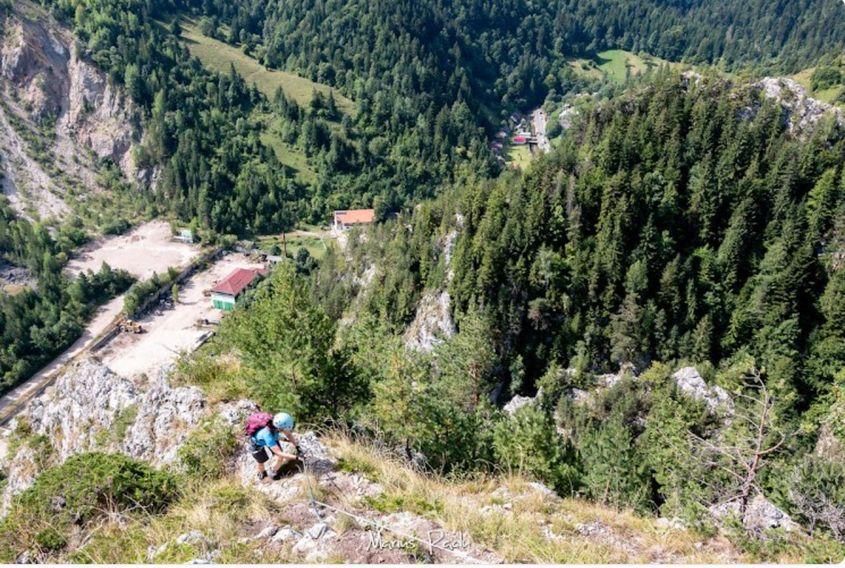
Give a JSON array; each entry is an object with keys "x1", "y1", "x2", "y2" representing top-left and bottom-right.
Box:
[{"x1": 245, "y1": 412, "x2": 274, "y2": 437}]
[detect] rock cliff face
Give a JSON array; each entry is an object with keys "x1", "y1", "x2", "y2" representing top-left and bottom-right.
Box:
[
  {"x1": 403, "y1": 291, "x2": 456, "y2": 352},
  {"x1": 403, "y1": 222, "x2": 460, "y2": 352},
  {"x1": 1, "y1": 359, "x2": 207, "y2": 510},
  {"x1": 0, "y1": 2, "x2": 144, "y2": 220},
  {"x1": 753, "y1": 77, "x2": 844, "y2": 136}
]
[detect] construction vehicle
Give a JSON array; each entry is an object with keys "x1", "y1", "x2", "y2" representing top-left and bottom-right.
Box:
[{"x1": 117, "y1": 317, "x2": 144, "y2": 334}]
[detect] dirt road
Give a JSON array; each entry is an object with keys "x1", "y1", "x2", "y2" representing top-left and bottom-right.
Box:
[
  {"x1": 531, "y1": 108, "x2": 551, "y2": 153},
  {"x1": 0, "y1": 221, "x2": 203, "y2": 424},
  {"x1": 0, "y1": 295, "x2": 124, "y2": 424}
]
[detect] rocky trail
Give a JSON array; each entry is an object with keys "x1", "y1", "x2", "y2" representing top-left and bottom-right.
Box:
[{"x1": 0, "y1": 359, "x2": 503, "y2": 563}]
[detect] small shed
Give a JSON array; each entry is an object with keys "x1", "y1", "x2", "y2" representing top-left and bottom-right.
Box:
[
  {"x1": 211, "y1": 267, "x2": 266, "y2": 311},
  {"x1": 174, "y1": 229, "x2": 195, "y2": 244}
]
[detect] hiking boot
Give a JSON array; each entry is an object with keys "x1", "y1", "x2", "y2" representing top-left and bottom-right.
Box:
[
  {"x1": 257, "y1": 470, "x2": 268, "y2": 481},
  {"x1": 270, "y1": 469, "x2": 281, "y2": 480}
]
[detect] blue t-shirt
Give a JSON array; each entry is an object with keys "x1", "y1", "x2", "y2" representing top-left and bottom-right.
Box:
[{"x1": 252, "y1": 426, "x2": 280, "y2": 448}]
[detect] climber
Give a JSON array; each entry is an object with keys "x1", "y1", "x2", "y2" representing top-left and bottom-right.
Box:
[{"x1": 246, "y1": 411, "x2": 303, "y2": 481}]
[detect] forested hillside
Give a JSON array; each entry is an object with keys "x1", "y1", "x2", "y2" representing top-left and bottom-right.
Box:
[
  {"x1": 267, "y1": 74, "x2": 845, "y2": 546},
  {"x1": 30, "y1": 0, "x2": 845, "y2": 235},
  {"x1": 338, "y1": 74, "x2": 845, "y2": 404},
  {"x1": 1, "y1": 0, "x2": 845, "y2": 562},
  {"x1": 182, "y1": 0, "x2": 845, "y2": 110}
]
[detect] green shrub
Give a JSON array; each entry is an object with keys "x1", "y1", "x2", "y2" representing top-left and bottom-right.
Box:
[
  {"x1": 0, "y1": 453, "x2": 178, "y2": 561},
  {"x1": 177, "y1": 416, "x2": 238, "y2": 480},
  {"x1": 787, "y1": 455, "x2": 845, "y2": 541},
  {"x1": 493, "y1": 405, "x2": 580, "y2": 494},
  {"x1": 33, "y1": 529, "x2": 66, "y2": 552}
]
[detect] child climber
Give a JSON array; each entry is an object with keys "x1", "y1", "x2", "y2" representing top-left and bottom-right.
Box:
[{"x1": 246, "y1": 411, "x2": 302, "y2": 480}]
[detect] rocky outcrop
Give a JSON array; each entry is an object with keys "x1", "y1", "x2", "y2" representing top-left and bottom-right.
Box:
[
  {"x1": 671, "y1": 367, "x2": 733, "y2": 415},
  {"x1": 404, "y1": 291, "x2": 456, "y2": 352},
  {"x1": 1, "y1": 358, "x2": 207, "y2": 509},
  {"x1": 122, "y1": 378, "x2": 206, "y2": 464},
  {"x1": 502, "y1": 394, "x2": 536, "y2": 416},
  {"x1": 753, "y1": 77, "x2": 844, "y2": 136},
  {"x1": 710, "y1": 494, "x2": 799, "y2": 535}
]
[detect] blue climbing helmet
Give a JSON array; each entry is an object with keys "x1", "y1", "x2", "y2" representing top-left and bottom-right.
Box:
[{"x1": 273, "y1": 412, "x2": 295, "y2": 431}]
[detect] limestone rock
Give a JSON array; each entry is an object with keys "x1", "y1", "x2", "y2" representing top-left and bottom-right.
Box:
[
  {"x1": 1, "y1": 358, "x2": 209, "y2": 510},
  {"x1": 404, "y1": 291, "x2": 456, "y2": 352},
  {"x1": 710, "y1": 494, "x2": 799, "y2": 534},
  {"x1": 121, "y1": 377, "x2": 205, "y2": 464},
  {"x1": 270, "y1": 525, "x2": 302, "y2": 543},
  {"x1": 672, "y1": 367, "x2": 733, "y2": 414},
  {"x1": 217, "y1": 400, "x2": 260, "y2": 428},
  {"x1": 755, "y1": 77, "x2": 845, "y2": 136},
  {"x1": 502, "y1": 394, "x2": 536, "y2": 416},
  {"x1": 1, "y1": 445, "x2": 39, "y2": 512}
]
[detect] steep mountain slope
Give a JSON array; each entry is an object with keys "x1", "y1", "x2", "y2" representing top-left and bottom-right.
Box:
[
  {"x1": 0, "y1": 1, "x2": 144, "y2": 223},
  {"x1": 0, "y1": 357, "x2": 811, "y2": 563}
]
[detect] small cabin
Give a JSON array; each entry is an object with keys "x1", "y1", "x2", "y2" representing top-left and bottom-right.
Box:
[
  {"x1": 211, "y1": 267, "x2": 266, "y2": 311},
  {"x1": 174, "y1": 229, "x2": 195, "y2": 244}
]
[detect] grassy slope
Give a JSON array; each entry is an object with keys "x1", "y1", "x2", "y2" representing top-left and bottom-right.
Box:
[
  {"x1": 44, "y1": 435, "x2": 746, "y2": 563},
  {"x1": 505, "y1": 145, "x2": 532, "y2": 170},
  {"x1": 255, "y1": 114, "x2": 317, "y2": 183},
  {"x1": 178, "y1": 22, "x2": 338, "y2": 182},
  {"x1": 790, "y1": 66, "x2": 845, "y2": 110},
  {"x1": 256, "y1": 228, "x2": 334, "y2": 261},
  {"x1": 571, "y1": 49, "x2": 684, "y2": 85},
  {"x1": 180, "y1": 21, "x2": 355, "y2": 114}
]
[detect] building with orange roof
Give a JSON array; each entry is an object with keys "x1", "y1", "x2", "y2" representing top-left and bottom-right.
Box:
[{"x1": 332, "y1": 209, "x2": 375, "y2": 232}]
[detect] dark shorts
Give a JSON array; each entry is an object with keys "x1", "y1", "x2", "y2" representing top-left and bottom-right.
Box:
[{"x1": 251, "y1": 446, "x2": 270, "y2": 464}]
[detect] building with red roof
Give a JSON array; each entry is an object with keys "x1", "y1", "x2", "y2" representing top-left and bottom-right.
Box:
[
  {"x1": 211, "y1": 267, "x2": 267, "y2": 311},
  {"x1": 332, "y1": 209, "x2": 375, "y2": 232}
]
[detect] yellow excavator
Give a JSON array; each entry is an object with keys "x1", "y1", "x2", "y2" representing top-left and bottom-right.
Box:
[{"x1": 117, "y1": 316, "x2": 144, "y2": 334}]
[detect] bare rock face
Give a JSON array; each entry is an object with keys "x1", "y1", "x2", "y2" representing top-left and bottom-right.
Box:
[
  {"x1": 1, "y1": 7, "x2": 142, "y2": 173},
  {"x1": 121, "y1": 377, "x2": 206, "y2": 464},
  {"x1": 502, "y1": 394, "x2": 536, "y2": 416},
  {"x1": 671, "y1": 367, "x2": 733, "y2": 415},
  {"x1": 1, "y1": 446, "x2": 38, "y2": 512},
  {"x1": 710, "y1": 494, "x2": 799, "y2": 535},
  {"x1": 60, "y1": 46, "x2": 141, "y2": 176},
  {"x1": 24, "y1": 360, "x2": 137, "y2": 461},
  {"x1": 404, "y1": 291, "x2": 456, "y2": 352},
  {"x1": 0, "y1": 358, "x2": 206, "y2": 509},
  {"x1": 0, "y1": 3, "x2": 145, "y2": 219},
  {"x1": 754, "y1": 78, "x2": 844, "y2": 136}
]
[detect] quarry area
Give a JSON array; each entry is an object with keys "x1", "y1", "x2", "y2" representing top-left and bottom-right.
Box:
[
  {"x1": 0, "y1": 221, "x2": 269, "y2": 422},
  {"x1": 66, "y1": 220, "x2": 202, "y2": 280},
  {"x1": 97, "y1": 252, "x2": 265, "y2": 377}
]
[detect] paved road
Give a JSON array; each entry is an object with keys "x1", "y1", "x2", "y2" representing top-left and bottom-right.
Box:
[
  {"x1": 531, "y1": 108, "x2": 551, "y2": 153},
  {"x1": 0, "y1": 294, "x2": 125, "y2": 424}
]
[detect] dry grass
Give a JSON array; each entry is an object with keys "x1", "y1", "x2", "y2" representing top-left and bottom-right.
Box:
[
  {"x1": 66, "y1": 476, "x2": 290, "y2": 563},
  {"x1": 323, "y1": 432, "x2": 746, "y2": 563}
]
